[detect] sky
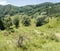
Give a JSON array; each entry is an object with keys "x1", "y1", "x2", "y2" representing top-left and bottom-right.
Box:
[{"x1": 0, "y1": 0, "x2": 60, "y2": 6}]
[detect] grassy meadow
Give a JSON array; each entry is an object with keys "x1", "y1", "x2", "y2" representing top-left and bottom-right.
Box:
[{"x1": 0, "y1": 16, "x2": 60, "y2": 51}]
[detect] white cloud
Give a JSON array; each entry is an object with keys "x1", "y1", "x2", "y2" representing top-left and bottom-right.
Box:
[{"x1": 0, "y1": 0, "x2": 10, "y2": 5}]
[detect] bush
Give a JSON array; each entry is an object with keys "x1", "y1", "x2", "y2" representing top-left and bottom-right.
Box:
[
  {"x1": 13, "y1": 17, "x2": 20, "y2": 28},
  {"x1": 3, "y1": 15, "x2": 13, "y2": 30},
  {"x1": 35, "y1": 15, "x2": 48, "y2": 27},
  {"x1": 22, "y1": 17, "x2": 31, "y2": 26},
  {"x1": 0, "y1": 18, "x2": 5, "y2": 30}
]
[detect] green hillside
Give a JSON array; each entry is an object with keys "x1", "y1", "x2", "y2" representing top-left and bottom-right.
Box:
[
  {"x1": 0, "y1": 2, "x2": 60, "y2": 51},
  {"x1": 0, "y1": 2, "x2": 60, "y2": 17}
]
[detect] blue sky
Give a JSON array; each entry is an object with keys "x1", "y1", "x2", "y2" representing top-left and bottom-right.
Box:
[{"x1": 0, "y1": 0, "x2": 60, "y2": 6}]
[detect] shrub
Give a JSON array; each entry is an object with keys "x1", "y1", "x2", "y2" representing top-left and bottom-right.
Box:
[
  {"x1": 35, "y1": 15, "x2": 48, "y2": 27},
  {"x1": 13, "y1": 17, "x2": 20, "y2": 28},
  {"x1": 3, "y1": 15, "x2": 13, "y2": 30},
  {"x1": 0, "y1": 18, "x2": 5, "y2": 30},
  {"x1": 22, "y1": 17, "x2": 31, "y2": 26}
]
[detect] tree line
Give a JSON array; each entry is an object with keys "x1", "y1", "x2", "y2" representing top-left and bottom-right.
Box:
[{"x1": 0, "y1": 14, "x2": 48, "y2": 32}]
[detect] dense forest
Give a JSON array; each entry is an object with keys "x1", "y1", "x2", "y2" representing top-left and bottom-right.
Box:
[{"x1": 0, "y1": 2, "x2": 60, "y2": 17}]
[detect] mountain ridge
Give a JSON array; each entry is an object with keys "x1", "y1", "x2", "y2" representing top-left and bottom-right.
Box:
[{"x1": 0, "y1": 2, "x2": 60, "y2": 17}]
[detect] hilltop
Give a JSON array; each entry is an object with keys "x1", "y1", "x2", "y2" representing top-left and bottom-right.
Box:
[{"x1": 0, "y1": 2, "x2": 60, "y2": 17}]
